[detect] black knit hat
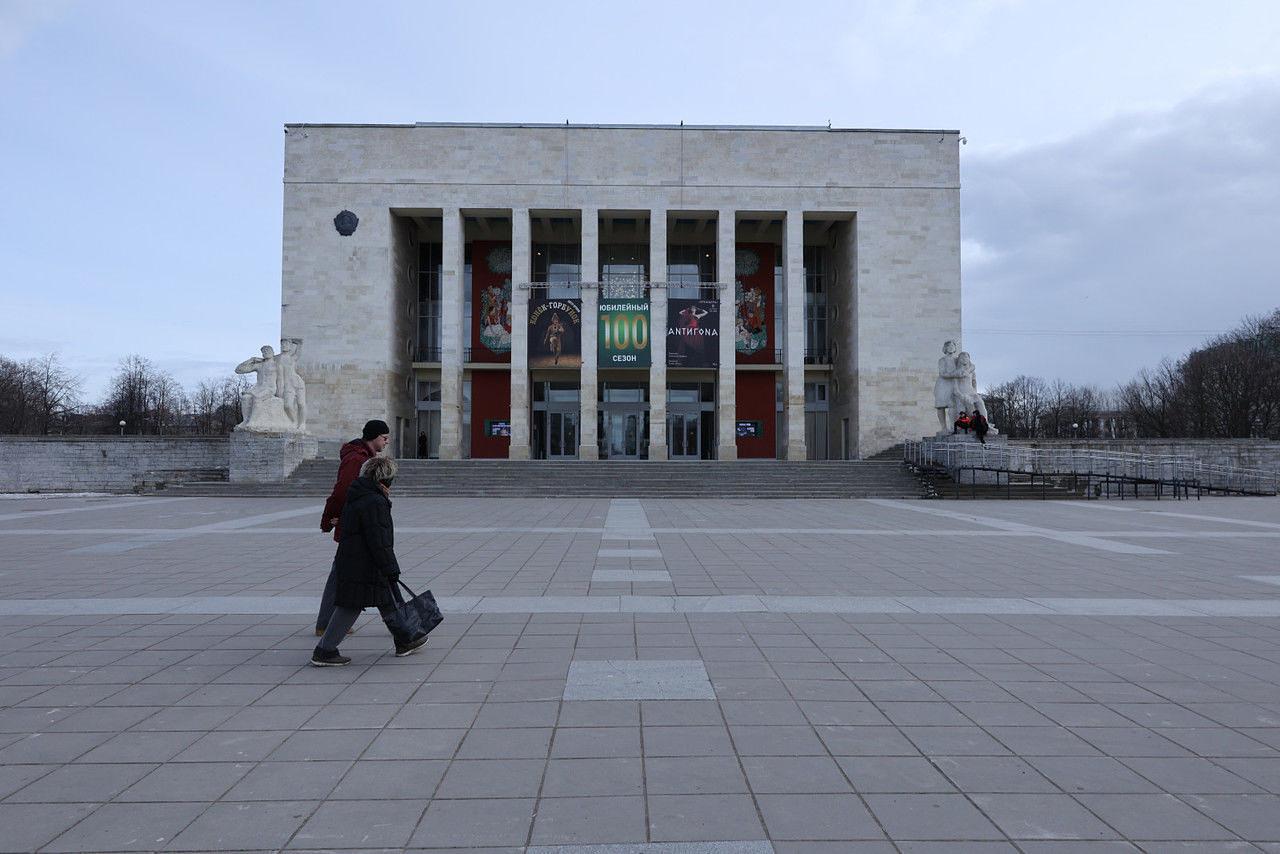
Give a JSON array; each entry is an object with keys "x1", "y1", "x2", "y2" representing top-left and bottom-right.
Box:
[{"x1": 362, "y1": 419, "x2": 391, "y2": 441}]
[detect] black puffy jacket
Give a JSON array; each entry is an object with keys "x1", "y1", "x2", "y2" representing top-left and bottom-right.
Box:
[{"x1": 332, "y1": 476, "x2": 401, "y2": 610}]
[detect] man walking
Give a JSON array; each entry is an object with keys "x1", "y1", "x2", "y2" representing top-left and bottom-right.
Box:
[{"x1": 316, "y1": 419, "x2": 391, "y2": 635}]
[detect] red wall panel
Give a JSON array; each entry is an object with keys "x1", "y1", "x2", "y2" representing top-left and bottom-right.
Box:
[
  {"x1": 735, "y1": 371, "x2": 776, "y2": 459},
  {"x1": 470, "y1": 371, "x2": 511, "y2": 458}
]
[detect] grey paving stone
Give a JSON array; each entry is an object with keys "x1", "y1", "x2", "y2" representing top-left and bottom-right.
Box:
[
  {"x1": 167, "y1": 800, "x2": 316, "y2": 850},
  {"x1": 741, "y1": 756, "x2": 852, "y2": 793},
  {"x1": 364, "y1": 727, "x2": 466, "y2": 759},
  {"x1": 645, "y1": 756, "x2": 749, "y2": 795},
  {"x1": 42, "y1": 801, "x2": 205, "y2": 852},
  {"x1": 1076, "y1": 793, "x2": 1239, "y2": 841},
  {"x1": 543, "y1": 758, "x2": 645, "y2": 796},
  {"x1": 837, "y1": 756, "x2": 957, "y2": 793},
  {"x1": 436, "y1": 758, "x2": 545, "y2": 797},
  {"x1": 7, "y1": 760, "x2": 155, "y2": 802},
  {"x1": 1027, "y1": 756, "x2": 1162, "y2": 793},
  {"x1": 643, "y1": 725, "x2": 736, "y2": 757},
  {"x1": 756, "y1": 793, "x2": 885, "y2": 840},
  {"x1": 329, "y1": 758, "x2": 447, "y2": 800},
  {"x1": 117, "y1": 761, "x2": 252, "y2": 802},
  {"x1": 552, "y1": 726, "x2": 643, "y2": 758},
  {"x1": 0, "y1": 802, "x2": 98, "y2": 853},
  {"x1": 532, "y1": 795, "x2": 649, "y2": 845},
  {"x1": 1182, "y1": 793, "x2": 1280, "y2": 839},
  {"x1": 223, "y1": 760, "x2": 350, "y2": 800},
  {"x1": 526, "y1": 842, "x2": 775, "y2": 853},
  {"x1": 970, "y1": 794, "x2": 1120, "y2": 840},
  {"x1": 288, "y1": 798, "x2": 427, "y2": 849},
  {"x1": 565, "y1": 660, "x2": 715, "y2": 700},
  {"x1": 864, "y1": 793, "x2": 1004, "y2": 841},
  {"x1": 412, "y1": 797, "x2": 536, "y2": 847},
  {"x1": 647, "y1": 793, "x2": 767, "y2": 842}
]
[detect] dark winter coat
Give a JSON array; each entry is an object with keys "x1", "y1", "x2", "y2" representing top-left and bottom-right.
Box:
[
  {"x1": 332, "y1": 476, "x2": 401, "y2": 610},
  {"x1": 321, "y1": 439, "x2": 377, "y2": 542}
]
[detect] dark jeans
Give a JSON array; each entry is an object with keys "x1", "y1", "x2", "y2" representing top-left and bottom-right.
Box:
[
  {"x1": 317, "y1": 602, "x2": 397, "y2": 652},
  {"x1": 315, "y1": 558, "x2": 338, "y2": 631}
]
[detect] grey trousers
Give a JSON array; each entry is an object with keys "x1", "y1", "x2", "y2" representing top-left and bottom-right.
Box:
[
  {"x1": 315, "y1": 558, "x2": 338, "y2": 631},
  {"x1": 317, "y1": 602, "x2": 397, "y2": 653}
]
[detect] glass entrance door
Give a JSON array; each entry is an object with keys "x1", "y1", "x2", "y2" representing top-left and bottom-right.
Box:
[
  {"x1": 546, "y1": 409, "x2": 578, "y2": 459},
  {"x1": 603, "y1": 409, "x2": 644, "y2": 459},
  {"x1": 667, "y1": 411, "x2": 701, "y2": 459}
]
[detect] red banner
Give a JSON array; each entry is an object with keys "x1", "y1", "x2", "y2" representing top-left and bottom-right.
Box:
[
  {"x1": 734, "y1": 243, "x2": 774, "y2": 365},
  {"x1": 471, "y1": 240, "x2": 512, "y2": 363}
]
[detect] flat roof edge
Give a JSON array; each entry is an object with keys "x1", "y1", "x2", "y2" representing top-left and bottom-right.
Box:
[{"x1": 283, "y1": 122, "x2": 961, "y2": 134}]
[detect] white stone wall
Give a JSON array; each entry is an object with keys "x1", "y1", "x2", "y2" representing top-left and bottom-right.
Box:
[
  {"x1": 282, "y1": 124, "x2": 961, "y2": 454},
  {"x1": 0, "y1": 438, "x2": 228, "y2": 492}
]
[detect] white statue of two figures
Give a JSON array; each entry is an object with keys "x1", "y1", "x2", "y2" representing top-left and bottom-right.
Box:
[
  {"x1": 234, "y1": 338, "x2": 307, "y2": 433},
  {"x1": 934, "y1": 339, "x2": 997, "y2": 435}
]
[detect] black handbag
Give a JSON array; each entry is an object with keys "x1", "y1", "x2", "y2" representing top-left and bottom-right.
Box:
[{"x1": 382, "y1": 579, "x2": 444, "y2": 644}]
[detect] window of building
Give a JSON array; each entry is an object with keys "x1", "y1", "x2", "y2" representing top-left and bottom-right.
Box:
[
  {"x1": 804, "y1": 246, "x2": 829, "y2": 362},
  {"x1": 532, "y1": 243, "x2": 582, "y2": 299},
  {"x1": 600, "y1": 244, "x2": 648, "y2": 298},
  {"x1": 667, "y1": 245, "x2": 716, "y2": 299},
  {"x1": 417, "y1": 243, "x2": 442, "y2": 361}
]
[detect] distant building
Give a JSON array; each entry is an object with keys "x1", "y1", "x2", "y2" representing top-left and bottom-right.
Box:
[{"x1": 282, "y1": 123, "x2": 961, "y2": 459}]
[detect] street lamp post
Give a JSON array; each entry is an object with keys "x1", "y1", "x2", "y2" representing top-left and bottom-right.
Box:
[{"x1": 118, "y1": 420, "x2": 126, "y2": 437}]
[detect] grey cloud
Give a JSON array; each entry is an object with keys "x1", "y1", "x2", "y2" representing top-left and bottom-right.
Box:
[{"x1": 961, "y1": 77, "x2": 1280, "y2": 390}]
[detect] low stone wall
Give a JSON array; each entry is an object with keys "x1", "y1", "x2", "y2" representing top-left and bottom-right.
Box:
[
  {"x1": 1009, "y1": 439, "x2": 1280, "y2": 472},
  {"x1": 0, "y1": 437, "x2": 228, "y2": 493}
]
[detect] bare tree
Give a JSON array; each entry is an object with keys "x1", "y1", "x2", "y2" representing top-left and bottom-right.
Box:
[
  {"x1": 25, "y1": 353, "x2": 82, "y2": 434},
  {"x1": 985, "y1": 375, "x2": 1047, "y2": 438}
]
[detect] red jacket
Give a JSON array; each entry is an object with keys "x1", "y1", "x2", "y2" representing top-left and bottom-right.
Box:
[{"x1": 321, "y1": 439, "x2": 376, "y2": 542}]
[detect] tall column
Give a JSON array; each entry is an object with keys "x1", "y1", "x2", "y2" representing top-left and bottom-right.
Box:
[
  {"x1": 648, "y1": 210, "x2": 668, "y2": 460},
  {"x1": 439, "y1": 208, "x2": 464, "y2": 460},
  {"x1": 716, "y1": 209, "x2": 738, "y2": 460},
  {"x1": 508, "y1": 208, "x2": 532, "y2": 460},
  {"x1": 784, "y1": 210, "x2": 807, "y2": 460},
  {"x1": 578, "y1": 209, "x2": 599, "y2": 459}
]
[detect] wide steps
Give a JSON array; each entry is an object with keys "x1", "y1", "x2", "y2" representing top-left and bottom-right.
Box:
[{"x1": 168, "y1": 459, "x2": 927, "y2": 499}]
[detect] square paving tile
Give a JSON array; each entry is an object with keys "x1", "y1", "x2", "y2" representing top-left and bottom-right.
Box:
[
  {"x1": 970, "y1": 794, "x2": 1120, "y2": 840},
  {"x1": 564, "y1": 660, "x2": 715, "y2": 700},
  {"x1": 647, "y1": 793, "x2": 768, "y2": 842},
  {"x1": 42, "y1": 802, "x2": 204, "y2": 853},
  {"x1": 531, "y1": 795, "x2": 648, "y2": 845},
  {"x1": 411, "y1": 798, "x2": 535, "y2": 847},
  {"x1": 167, "y1": 800, "x2": 315, "y2": 850},
  {"x1": 756, "y1": 793, "x2": 885, "y2": 840},
  {"x1": 865, "y1": 793, "x2": 1004, "y2": 841},
  {"x1": 645, "y1": 756, "x2": 750, "y2": 794},
  {"x1": 288, "y1": 798, "x2": 426, "y2": 849}
]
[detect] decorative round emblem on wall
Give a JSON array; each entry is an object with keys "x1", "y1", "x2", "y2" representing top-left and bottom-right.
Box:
[
  {"x1": 333, "y1": 210, "x2": 359, "y2": 236},
  {"x1": 735, "y1": 248, "x2": 760, "y2": 276}
]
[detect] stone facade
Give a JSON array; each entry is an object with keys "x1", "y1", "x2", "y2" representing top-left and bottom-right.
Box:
[
  {"x1": 0, "y1": 437, "x2": 227, "y2": 492},
  {"x1": 228, "y1": 432, "x2": 319, "y2": 484},
  {"x1": 282, "y1": 123, "x2": 962, "y2": 458}
]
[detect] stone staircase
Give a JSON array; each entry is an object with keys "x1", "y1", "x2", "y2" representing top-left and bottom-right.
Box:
[{"x1": 168, "y1": 458, "x2": 926, "y2": 499}]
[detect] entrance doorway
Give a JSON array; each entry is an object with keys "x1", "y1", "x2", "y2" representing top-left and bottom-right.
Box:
[
  {"x1": 598, "y1": 381, "x2": 649, "y2": 460},
  {"x1": 667, "y1": 412, "x2": 700, "y2": 459},
  {"x1": 532, "y1": 381, "x2": 580, "y2": 460},
  {"x1": 603, "y1": 409, "x2": 645, "y2": 459},
  {"x1": 666, "y1": 382, "x2": 715, "y2": 459}
]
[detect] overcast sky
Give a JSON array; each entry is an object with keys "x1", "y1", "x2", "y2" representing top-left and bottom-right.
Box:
[{"x1": 2, "y1": 0, "x2": 1278, "y2": 399}]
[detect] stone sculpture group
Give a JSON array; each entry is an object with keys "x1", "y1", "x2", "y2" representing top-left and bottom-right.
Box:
[
  {"x1": 934, "y1": 339, "x2": 996, "y2": 434},
  {"x1": 234, "y1": 338, "x2": 308, "y2": 433}
]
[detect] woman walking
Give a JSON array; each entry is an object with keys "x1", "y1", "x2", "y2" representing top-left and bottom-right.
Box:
[{"x1": 311, "y1": 456, "x2": 429, "y2": 666}]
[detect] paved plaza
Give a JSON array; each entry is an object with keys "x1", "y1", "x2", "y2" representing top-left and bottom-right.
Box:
[{"x1": 1, "y1": 494, "x2": 1279, "y2": 852}]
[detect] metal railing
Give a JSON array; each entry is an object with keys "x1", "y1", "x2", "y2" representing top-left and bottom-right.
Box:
[{"x1": 904, "y1": 439, "x2": 1280, "y2": 498}]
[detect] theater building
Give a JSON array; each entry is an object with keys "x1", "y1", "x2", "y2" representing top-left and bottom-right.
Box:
[{"x1": 280, "y1": 123, "x2": 960, "y2": 460}]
